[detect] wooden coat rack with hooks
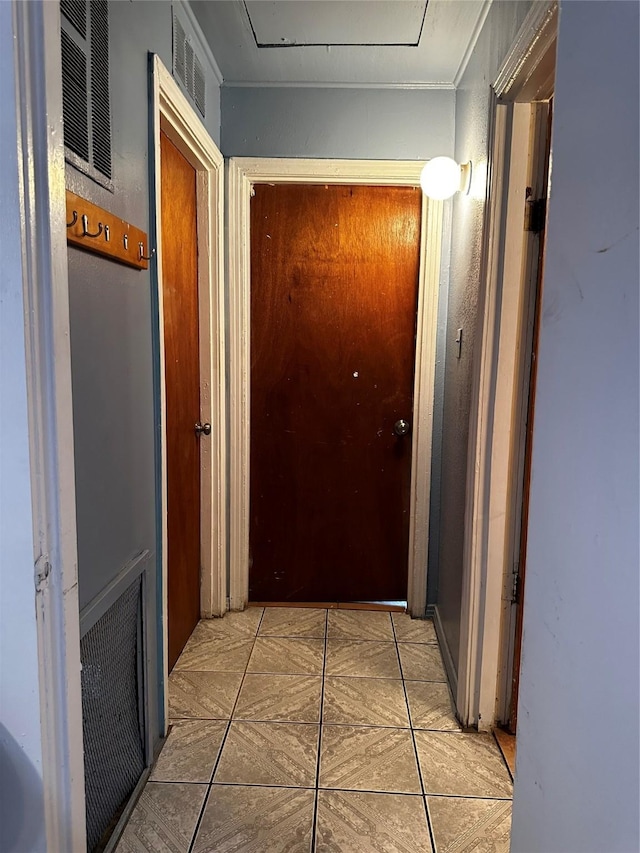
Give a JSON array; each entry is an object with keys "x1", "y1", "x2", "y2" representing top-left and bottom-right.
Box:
[{"x1": 65, "y1": 190, "x2": 155, "y2": 270}]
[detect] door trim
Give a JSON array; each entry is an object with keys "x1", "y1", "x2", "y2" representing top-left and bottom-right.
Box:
[
  {"x1": 457, "y1": 1, "x2": 557, "y2": 730},
  {"x1": 151, "y1": 57, "x2": 226, "y2": 724},
  {"x1": 228, "y1": 158, "x2": 443, "y2": 616},
  {"x1": 8, "y1": 1, "x2": 87, "y2": 847}
]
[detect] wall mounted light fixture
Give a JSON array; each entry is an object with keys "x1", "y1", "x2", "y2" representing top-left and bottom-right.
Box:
[{"x1": 420, "y1": 156, "x2": 472, "y2": 200}]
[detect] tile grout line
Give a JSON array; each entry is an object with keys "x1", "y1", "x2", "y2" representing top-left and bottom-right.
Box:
[
  {"x1": 186, "y1": 608, "x2": 266, "y2": 853},
  {"x1": 392, "y1": 615, "x2": 439, "y2": 853},
  {"x1": 310, "y1": 608, "x2": 329, "y2": 853},
  {"x1": 149, "y1": 778, "x2": 514, "y2": 802}
]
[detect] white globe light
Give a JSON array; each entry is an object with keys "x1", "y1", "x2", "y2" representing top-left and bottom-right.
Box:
[{"x1": 420, "y1": 156, "x2": 461, "y2": 200}]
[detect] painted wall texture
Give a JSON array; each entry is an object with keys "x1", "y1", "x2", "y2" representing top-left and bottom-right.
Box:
[
  {"x1": 435, "y1": 0, "x2": 533, "y2": 671},
  {"x1": 511, "y1": 3, "x2": 639, "y2": 850},
  {"x1": 67, "y1": 1, "x2": 219, "y2": 612},
  {"x1": 65, "y1": 0, "x2": 220, "y2": 754},
  {"x1": 221, "y1": 86, "x2": 455, "y2": 160}
]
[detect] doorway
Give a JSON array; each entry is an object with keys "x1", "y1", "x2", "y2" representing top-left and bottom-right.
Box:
[
  {"x1": 455, "y1": 1, "x2": 557, "y2": 735},
  {"x1": 151, "y1": 56, "x2": 226, "y2": 685},
  {"x1": 228, "y1": 158, "x2": 444, "y2": 616},
  {"x1": 249, "y1": 183, "x2": 422, "y2": 602}
]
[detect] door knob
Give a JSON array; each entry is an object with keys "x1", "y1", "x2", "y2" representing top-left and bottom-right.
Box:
[
  {"x1": 195, "y1": 422, "x2": 211, "y2": 436},
  {"x1": 394, "y1": 419, "x2": 410, "y2": 437}
]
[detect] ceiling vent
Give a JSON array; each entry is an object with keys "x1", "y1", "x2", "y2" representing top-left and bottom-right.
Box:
[
  {"x1": 60, "y1": 0, "x2": 112, "y2": 189},
  {"x1": 173, "y1": 14, "x2": 206, "y2": 119}
]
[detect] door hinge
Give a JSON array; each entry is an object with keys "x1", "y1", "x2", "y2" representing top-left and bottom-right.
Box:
[
  {"x1": 525, "y1": 196, "x2": 547, "y2": 233},
  {"x1": 511, "y1": 563, "x2": 521, "y2": 604},
  {"x1": 35, "y1": 555, "x2": 51, "y2": 593}
]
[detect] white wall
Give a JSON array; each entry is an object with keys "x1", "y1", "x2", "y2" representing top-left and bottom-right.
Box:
[
  {"x1": 0, "y1": 2, "x2": 46, "y2": 849},
  {"x1": 511, "y1": 3, "x2": 639, "y2": 851}
]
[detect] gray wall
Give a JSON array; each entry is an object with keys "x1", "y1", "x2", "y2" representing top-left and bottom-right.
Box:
[
  {"x1": 511, "y1": 3, "x2": 639, "y2": 850},
  {"x1": 0, "y1": 4, "x2": 46, "y2": 849},
  {"x1": 222, "y1": 86, "x2": 454, "y2": 159},
  {"x1": 435, "y1": 0, "x2": 533, "y2": 671},
  {"x1": 66, "y1": 0, "x2": 220, "y2": 747}
]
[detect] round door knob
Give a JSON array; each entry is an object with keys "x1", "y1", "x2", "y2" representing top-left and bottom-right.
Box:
[
  {"x1": 195, "y1": 422, "x2": 212, "y2": 436},
  {"x1": 394, "y1": 419, "x2": 410, "y2": 437}
]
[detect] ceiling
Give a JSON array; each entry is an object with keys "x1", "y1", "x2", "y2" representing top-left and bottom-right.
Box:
[{"x1": 189, "y1": 0, "x2": 492, "y2": 88}]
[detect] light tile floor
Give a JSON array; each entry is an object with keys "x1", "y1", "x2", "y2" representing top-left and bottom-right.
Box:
[{"x1": 116, "y1": 608, "x2": 513, "y2": 853}]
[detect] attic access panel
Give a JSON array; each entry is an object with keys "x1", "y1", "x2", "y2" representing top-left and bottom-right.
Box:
[{"x1": 245, "y1": 0, "x2": 428, "y2": 47}]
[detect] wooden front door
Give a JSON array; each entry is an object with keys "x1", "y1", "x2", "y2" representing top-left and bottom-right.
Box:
[
  {"x1": 249, "y1": 184, "x2": 422, "y2": 602},
  {"x1": 160, "y1": 130, "x2": 201, "y2": 670}
]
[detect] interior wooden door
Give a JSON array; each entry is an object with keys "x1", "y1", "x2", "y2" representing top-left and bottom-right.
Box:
[
  {"x1": 249, "y1": 184, "x2": 422, "y2": 602},
  {"x1": 160, "y1": 130, "x2": 201, "y2": 670}
]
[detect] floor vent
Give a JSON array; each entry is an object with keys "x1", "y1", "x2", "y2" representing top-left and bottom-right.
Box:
[{"x1": 81, "y1": 577, "x2": 145, "y2": 852}]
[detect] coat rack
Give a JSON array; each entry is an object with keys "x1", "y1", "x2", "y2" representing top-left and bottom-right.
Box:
[{"x1": 65, "y1": 190, "x2": 154, "y2": 270}]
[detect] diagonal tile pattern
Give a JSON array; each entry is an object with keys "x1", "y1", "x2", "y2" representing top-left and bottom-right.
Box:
[
  {"x1": 405, "y1": 680, "x2": 461, "y2": 731},
  {"x1": 174, "y1": 636, "x2": 254, "y2": 672},
  {"x1": 316, "y1": 790, "x2": 433, "y2": 853},
  {"x1": 235, "y1": 673, "x2": 322, "y2": 723},
  {"x1": 115, "y1": 607, "x2": 514, "y2": 852},
  {"x1": 327, "y1": 609, "x2": 395, "y2": 641},
  {"x1": 168, "y1": 670, "x2": 243, "y2": 719},
  {"x1": 214, "y1": 720, "x2": 319, "y2": 787},
  {"x1": 415, "y1": 731, "x2": 513, "y2": 798},
  {"x1": 115, "y1": 782, "x2": 207, "y2": 853},
  {"x1": 398, "y1": 641, "x2": 447, "y2": 681},
  {"x1": 259, "y1": 606, "x2": 327, "y2": 638},
  {"x1": 150, "y1": 719, "x2": 227, "y2": 782},
  {"x1": 323, "y1": 676, "x2": 409, "y2": 727},
  {"x1": 193, "y1": 785, "x2": 315, "y2": 853},
  {"x1": 428, "y1": 795, "x2": 512, "y2": 853},
  {"x1": 319, "y1": 724, "x2": 421, "y2": 793},
  {"x1": 392, "y1": 611, "x2": 438, "y2": 644},
  {"x1": 248, "y1": 637, "x2": 324, "y2": 675},
  {"x1": 325, "y1": 639, "x2": 401, "y2": 678}
]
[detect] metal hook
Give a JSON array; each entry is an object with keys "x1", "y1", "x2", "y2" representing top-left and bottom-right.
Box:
[
  {"x1": 82, "y1": 213, "x2": 103, "y2": 239},
  {"x1": 138, "y1": 242, "x2": 156, "y2": 262},
  {"x1": 67, "y1": 210, "x2": 78, "y2": 228}
]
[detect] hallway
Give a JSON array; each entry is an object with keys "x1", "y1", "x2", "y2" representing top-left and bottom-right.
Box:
[{"x1": 115, "y1": 608, "x2": 512, "y2": 852}]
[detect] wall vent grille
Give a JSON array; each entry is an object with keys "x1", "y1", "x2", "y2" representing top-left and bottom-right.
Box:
[
  {"x1": 81, "y1": 577, "x2": 145, "y2": 852},
  {"x1": 60, "y1": 0, "x2": 112, "y2": 188},
  {"x1": 173, "y1": 12, "x2": 206, "y2": 118},
  {"x1": 60, "y1": 0, "x2": 86, "y2": 38}
]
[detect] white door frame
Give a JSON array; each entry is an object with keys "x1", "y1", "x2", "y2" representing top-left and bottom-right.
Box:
[
  {"x1": 228, "y1": 158, "x2": 444, "y2": 616},
  {"x1": 6, "y1": 1, "x2": 87, "y2": 848},
  {"x1": 457, "y1": 1, "x2": 557, "y2": 730},
  {"x1": 151, "y1": 57, "x2": 226, "y2": 725}
]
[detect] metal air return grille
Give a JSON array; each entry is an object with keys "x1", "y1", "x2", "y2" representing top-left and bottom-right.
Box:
[
  {"x1": 173, "y1": 12, "x2": 206, "y2": 118},
  {"x1": 61, "y1": 28, "x2": 89, "y2": 163},
  {"x1": 60, "y1": 0, "x2": 112, "y2": 188},
  {"x1": 80, "y1": 578, "x2": 145, "y2": 852}
]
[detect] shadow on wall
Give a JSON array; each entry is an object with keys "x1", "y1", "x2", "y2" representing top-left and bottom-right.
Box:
[{"x1": 0, "y1": 724, "x2": 46, "y2": 852}]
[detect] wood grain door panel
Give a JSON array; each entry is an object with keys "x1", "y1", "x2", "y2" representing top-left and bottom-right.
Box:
[
  {"x1": 160, "y1": 131, "x2": 201, "y2": 670},
  {"x1": 249, "y1": 184, "x2": 421, "y2": 602}
]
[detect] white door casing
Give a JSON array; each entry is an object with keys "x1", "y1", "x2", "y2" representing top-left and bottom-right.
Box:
[
  {"x1": 457, "y1": 0, "x2": 557, "y2": 730},
  {"x1": 227, "y1": 158, "x2": 444, "y2": 616},
  {"x1": 151, "y1": 56, "x2": 226, "y2": 729}
]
